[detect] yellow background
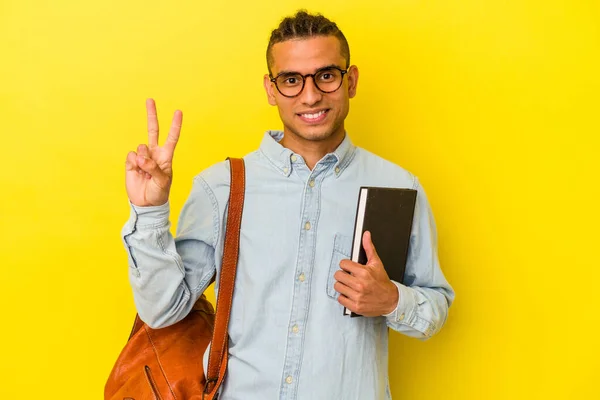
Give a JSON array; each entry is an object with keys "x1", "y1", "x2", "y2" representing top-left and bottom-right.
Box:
[{"x1": 1, "y1": 0, "x2": 598, "y2": 398}]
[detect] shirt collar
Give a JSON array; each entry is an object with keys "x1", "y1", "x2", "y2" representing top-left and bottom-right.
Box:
[{"x1": 259, "y1": 130, "x2": 356, "y2": 177}]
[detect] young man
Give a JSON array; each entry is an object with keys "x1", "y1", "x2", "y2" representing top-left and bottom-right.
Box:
[{"x1": 123, "y1": 10, "x2": 454, "y2": 400}]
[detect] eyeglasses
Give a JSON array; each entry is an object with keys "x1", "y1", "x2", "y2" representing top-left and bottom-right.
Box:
[{"x1": 270, "y1": 66, "x2": 348, "y2": 98}]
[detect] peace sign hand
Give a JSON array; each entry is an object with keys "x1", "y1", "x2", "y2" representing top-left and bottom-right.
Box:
[{"x1": 125, "y1": 99, "x2": 182, "y2": 207}]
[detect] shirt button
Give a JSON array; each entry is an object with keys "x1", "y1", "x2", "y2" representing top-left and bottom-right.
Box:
[
  {"x1": 292, "y1": 324, "x2": 299, "y2": 333},
  {"x1": 132, "y1": 269, "x2": 140, "y2": 278},
  {"x1": 291, "y1": 155, "x2": 297, "y2": 162},
  {"x1": 283, "y1": 167, "x2": 289, "y2": 174},
  {"x1": 304, "y1": 221, "x2": 311, "y2": 230},
  {"x1": 335, "y1": 166, "x2": 340, "y2": 174},
  {"x1": 286, "y1": 376, "x2": 293, "y2": 384},
  {"x1": 399, "y1": 313, "x2": 405, "y2": 321},
  {"x1": 298, "y1": 273, "x2": 305, "y2": 282},
  {"x1": 309, "y1": 179, "x2": 315, "y2": 187}
]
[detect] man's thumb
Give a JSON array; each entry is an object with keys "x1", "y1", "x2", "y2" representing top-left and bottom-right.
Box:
[{"x1": 363, "y1": 231, "x2": 381, "y2": 265}]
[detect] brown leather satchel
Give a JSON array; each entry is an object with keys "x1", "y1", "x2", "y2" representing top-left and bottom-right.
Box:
[{"x1": 105, "y1": 157, "x2": 246, "y2": 400}]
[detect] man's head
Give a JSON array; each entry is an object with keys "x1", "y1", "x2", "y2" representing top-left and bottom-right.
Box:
[
  {"x1": 264, "y1": 11, "x2": 359, "y2": 148},
  {"x1": 266, "y1": 11, "x2": 350, "y2": 76}
]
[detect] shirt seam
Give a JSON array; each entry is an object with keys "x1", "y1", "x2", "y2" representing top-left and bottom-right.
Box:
[
  {"x1": 195, "y1": 175, "x2": 221, "y2": 249},
  {"x1": 123, "y1": 208, "x2": 139, "y2": 269},
  {"x1": 412, "y1": 174, "x2": 419, "y2": 190},
  {"x1": 156, "y1": 229, "x2": 186, "y2": 277},
  {"x1": 337, "y1": 145, "x2": 357, "y2": 175}
]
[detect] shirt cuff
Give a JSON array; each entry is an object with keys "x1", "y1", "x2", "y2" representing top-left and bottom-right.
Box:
[
  {"x1": 383, "y1": 280, "x2": 418, "y2": 324},
  {"x1": 129, "y1": 200, "x2": 171, "y2": 228}
]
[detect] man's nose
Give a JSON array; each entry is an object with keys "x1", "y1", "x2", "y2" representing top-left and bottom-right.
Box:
[{"x1": 299, "y1": 76, "x2": 323, "y2": 105}]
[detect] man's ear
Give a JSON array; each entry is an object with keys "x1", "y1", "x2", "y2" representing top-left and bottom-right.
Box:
[
  {"x1": 264, "y1": 74, "x2": 277, "y2": 106},
  {"x1": 347, "y1": 65, "x2": 359, "y2": 99}
]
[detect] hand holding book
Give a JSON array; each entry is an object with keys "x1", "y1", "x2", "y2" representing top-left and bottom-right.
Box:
[
  {"x1": 338, "y1": 186, "x2": 417, "y2": 317},
  {"x1": 334, "y1": 231, "x2": 400, "y2": 317}
]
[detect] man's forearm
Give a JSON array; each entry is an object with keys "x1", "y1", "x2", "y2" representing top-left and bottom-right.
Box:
[{"x1": 122, "y1": 201, "x2": 195, "y2": 328}]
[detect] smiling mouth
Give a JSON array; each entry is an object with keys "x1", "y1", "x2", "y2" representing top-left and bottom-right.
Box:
[{"x1": 297, "y1": 109, "x2": 329, "y2": 123}]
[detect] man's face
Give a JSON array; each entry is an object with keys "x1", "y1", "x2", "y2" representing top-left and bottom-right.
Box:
[{"x1": 264, "y1": 36, "x2": 359, "y2": 145}]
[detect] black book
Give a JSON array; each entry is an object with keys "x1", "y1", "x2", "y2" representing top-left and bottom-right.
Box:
[{"x1": 344, "y1": 187, "x2": 418, "y2": 317}]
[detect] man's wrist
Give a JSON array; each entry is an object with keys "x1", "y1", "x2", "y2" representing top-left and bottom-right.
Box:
[{"x1": 382, "y1": 281, "x2": 400, "y2": 317}]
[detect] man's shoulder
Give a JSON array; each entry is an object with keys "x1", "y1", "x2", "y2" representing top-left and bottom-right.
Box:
[
  {"x1": 194, "y1": 159, "x2": 230, "y2": 187},
  {"x1": 354, "y1": 146, "x2": 418, "y2": 188},
  {"x1": 193, "y1": 150, "x2": 261, "y2": 190}
]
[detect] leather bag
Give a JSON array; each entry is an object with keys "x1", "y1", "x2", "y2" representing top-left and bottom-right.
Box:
[{"x1": 105, "y1": 157, "x2": 246, "y2": 400}]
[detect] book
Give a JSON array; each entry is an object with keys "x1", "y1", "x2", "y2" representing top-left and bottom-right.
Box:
[{"x1": 344, "y1": 186, "x2": 418, "y2": 317}]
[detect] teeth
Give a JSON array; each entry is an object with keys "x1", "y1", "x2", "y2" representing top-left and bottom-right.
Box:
[{"x1": 301, "y1": 110, "x2": 326, "y2": 119}]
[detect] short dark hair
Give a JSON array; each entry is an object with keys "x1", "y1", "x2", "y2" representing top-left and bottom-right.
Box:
[{"x1": 266, "y1": 10, "x2": 350, "y2": 76}]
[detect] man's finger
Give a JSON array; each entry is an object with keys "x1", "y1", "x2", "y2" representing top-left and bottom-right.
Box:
[
  {"x1": 334, "y1": 281, "x2": 358, "y2": 300},
  {"x1": 137, "y1": 144, "x2": 149, "y2": 158},
  {"x1": 339, "y1": 259, "x2": 363, "y2": 275},
  {"x1": 335, "y1": 270, "x2": 366, "y2": 298},
  {"x1": 334, "y1": 268, "x2": 356, "y2": 286},
  {"x1": 125, "y1": 151, "x2": 138, "y2": 171},
  {"x1": 363, "y1": 231, "x2": 381, "y2": 265},
  {"x1": 163, "y1": 110, "x2": 182, "y2": 156},
  {"x1": 337, "y1": 294, "x2": 355, "y2": 311},
  {"x1": 146, "y1": 98, "x2": 159, "y2": 148},
  {"x1": 136, "y1": 155, "x2": 170, "y2": 189}
]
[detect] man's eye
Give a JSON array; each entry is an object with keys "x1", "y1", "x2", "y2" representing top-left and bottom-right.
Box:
[
  {"x1": 279, "y1": 76, "x2": 302, "y2": 86},
  {"x1": 318, "y1": 71, "x2": 337, "y2": 82}
]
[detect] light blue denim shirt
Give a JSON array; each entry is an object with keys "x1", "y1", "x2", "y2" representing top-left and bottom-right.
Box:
[{"x1": 122, "y1": 130, "x2": 454, "y2": 400}]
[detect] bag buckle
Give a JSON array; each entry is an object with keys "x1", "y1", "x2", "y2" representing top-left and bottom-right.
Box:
[{"x1": 204, "y1": 376, "x2": 218, "y2": 394}]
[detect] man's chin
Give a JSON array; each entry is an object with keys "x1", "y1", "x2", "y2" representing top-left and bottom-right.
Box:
[{"x1": 292, "y1": 126, "x2": 337, "y2": 142}]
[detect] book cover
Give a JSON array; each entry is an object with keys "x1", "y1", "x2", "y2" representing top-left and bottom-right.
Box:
[{"x1": 344, "y1": 186, "x2": 418, "y2": 317}]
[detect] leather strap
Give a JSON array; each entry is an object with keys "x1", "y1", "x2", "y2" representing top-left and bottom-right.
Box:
[{"x1": 204, "y1": 157, "x2": 245, "y2": 399}]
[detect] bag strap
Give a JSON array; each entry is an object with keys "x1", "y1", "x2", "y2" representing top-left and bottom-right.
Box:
[{"x1": 204, "y1": 157, "x2": 245, "y2": 398}]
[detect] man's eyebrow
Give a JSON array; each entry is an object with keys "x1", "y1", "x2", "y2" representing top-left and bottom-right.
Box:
[
  {"x1": 274, "y1": 64, "x2": 340, "y2": 77},
  {"x1": 315, "y1": 64, "x2": 340, "y2": 72},
  {"x1": 274, "y1": 69, "x2": 298, "y2": 77}
]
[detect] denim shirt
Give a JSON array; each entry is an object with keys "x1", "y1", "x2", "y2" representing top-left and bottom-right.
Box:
[{"x1": 122, "y1": 131, "x2": 455, "y2": 400}]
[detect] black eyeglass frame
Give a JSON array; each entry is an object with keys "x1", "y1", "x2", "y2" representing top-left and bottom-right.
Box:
[{"x1": 269, "y1": 66, "x2": 349, "y2": 98}]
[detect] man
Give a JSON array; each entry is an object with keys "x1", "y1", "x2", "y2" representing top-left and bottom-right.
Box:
[{"x1": 123, "y1": 10, "x2": 454, "y2": 400}]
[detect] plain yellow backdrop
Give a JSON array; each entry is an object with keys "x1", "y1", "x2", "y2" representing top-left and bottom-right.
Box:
[{"x1": 1, "y1": 0, "x2": 598, "y2": 398}]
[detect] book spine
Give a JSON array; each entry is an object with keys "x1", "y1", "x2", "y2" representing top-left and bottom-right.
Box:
[{"x1": 344, "y1": 187, "x2": 368, "y2": 317}]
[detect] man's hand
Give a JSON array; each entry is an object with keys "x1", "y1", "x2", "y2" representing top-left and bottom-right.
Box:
[
  {"x1": 334, "y1": 231, "x2": 399, "y2": 317},
  {"x1": 125, "y1": 99, "x2": 182, "y2": 207}
]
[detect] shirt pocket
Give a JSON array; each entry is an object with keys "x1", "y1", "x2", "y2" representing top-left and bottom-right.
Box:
[{"x1": 326, "y1": 233, "x2": 353, "y2": 298}]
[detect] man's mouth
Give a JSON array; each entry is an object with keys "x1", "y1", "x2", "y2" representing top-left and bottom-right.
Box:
[{"x1": 297, "y1": 109, "x2": 329, "y2": 123}]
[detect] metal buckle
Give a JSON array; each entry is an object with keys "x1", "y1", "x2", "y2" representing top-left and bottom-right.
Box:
[{"x1": 204, "y1": 376, "x2": 218, "y2": 394}]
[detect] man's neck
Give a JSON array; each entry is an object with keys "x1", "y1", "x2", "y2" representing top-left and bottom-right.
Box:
[{"x1": 280, "y1": 130, "x2": 345, "y2": 170}]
